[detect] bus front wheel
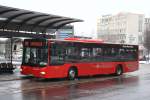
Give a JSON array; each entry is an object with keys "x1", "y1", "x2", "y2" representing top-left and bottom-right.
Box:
[
  {"x1": 68, "y1": 68, "x2": 77, "y2": 80},
  {"x1": 115, "y1": 66, "x2": 123, "y2": 76}
]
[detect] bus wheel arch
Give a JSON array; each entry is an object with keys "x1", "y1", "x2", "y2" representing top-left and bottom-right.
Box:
[
  {"x1": 68, "y1": 66, "x2": 78, "y2": 80},
  {"x1": 115, "y1": 64, "x2": 123, "y2": 76}
]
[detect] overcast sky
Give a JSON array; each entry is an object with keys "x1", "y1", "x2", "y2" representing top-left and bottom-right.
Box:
[{"x1": 0, "y1": 0, "x2": 150, "y2": 37}]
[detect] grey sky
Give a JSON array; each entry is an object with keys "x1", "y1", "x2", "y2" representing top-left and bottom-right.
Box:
[{"x1": 0, "y1": 0, "x2": 150, "y2": 37}]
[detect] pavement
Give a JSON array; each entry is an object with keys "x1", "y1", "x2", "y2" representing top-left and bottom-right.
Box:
[
  {"x1": 0, "y1": 68, "x2": 24, "y2": 81},
  {"x1": 0, "y1": 73, "x2": 22, "y2": 81},
  {"x1": 0, "y1": 60, "x2": 23, "y2": 81}
]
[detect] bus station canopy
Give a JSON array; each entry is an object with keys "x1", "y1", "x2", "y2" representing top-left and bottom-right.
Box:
[{"x1": 0, "y1": 5, "x2": 83, "y2": 38}]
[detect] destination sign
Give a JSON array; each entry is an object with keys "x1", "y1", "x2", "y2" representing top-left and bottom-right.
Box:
[
  {"x1": 122, "y1": 45, "x2": 134, "y2": 48},
  {"x1": 24, "y1": 41, "x2": 46, "y2": 47}
]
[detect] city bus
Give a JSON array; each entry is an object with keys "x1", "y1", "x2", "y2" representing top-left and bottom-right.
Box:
[{"x1": 21, "y1": 38, "x2": 139, "y2": 80}]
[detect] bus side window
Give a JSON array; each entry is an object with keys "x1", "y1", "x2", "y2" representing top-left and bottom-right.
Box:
[
  {"x1": 80, "y1": 48, "x2": 92, "y2": 61},
  {"x1": 65, "y1": 47, "x2": 80, "y2": 61},
  {"x1": 111, "y1": 48, "x2": 116, "y2": 56},
  {"x1": 109, "y1": 48, "x2": 118, "y2": 61},
  {"x1": 93, "y1": 48, "x2": 103, "y2": 61},
  {"x1": 81, "y1": 48, "x2": 89, "y2": 58},
  {"x1": 118, "y1": 48, "x2": 125, "y2": 60},
  {"x1": 133, "y1": 49, "x2": 138, "y2": 60},
  {"x1": 128, "y1": 49, "x2": 137, "y2": 60},
  {"x1": 103, "y1": 47, "x2": 112, "y2": 61}
]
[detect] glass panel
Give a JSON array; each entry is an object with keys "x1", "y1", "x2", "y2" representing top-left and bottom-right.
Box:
[
  {"x1": 80, "y1": 48, "x2": 92, "y2": 62},
  {"x1": 93, "y1": 48, "x2": 103, "y2": 61},
  {"x1": 23, "y1": 47, "x2": 48, "y2": 66},
  {"x1": 49, "y1": 41, "x2": 138, "y2": 64},
  {"x1": 65, "y1": 46, "x2": 80, "y2": 61},
  {"x1": 102, "y1": 45, "x2": 138, "y2": 62},
  {"x1": 50, "y1": 42, "x2": 65, "y2": 65}
]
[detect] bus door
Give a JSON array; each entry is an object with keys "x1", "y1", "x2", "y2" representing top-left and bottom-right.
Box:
[
  {"x1": 49, "y1": 41, "x2": 66, "y2": 76},
  {"x1": 92, "y1": 47, "x2": 103, "y2": 74},
  {"x1": 102, "y1": 47, "x2": 117, "y2": 74},
  {"x1": 75, "y1": 47, "x2": 93, "y2": 75}
]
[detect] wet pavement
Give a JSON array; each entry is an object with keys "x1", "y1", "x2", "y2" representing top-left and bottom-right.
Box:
[
  {"x1": 0, "y1": 64, "x2": 150, "y2": 100},
  {"x1": 0, "y1": 68, "x2": 24, "y2": 81}
]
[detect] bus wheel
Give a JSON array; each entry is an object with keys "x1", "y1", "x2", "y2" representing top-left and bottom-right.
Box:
[
  {"x1": 68, "y1": 68, "x2": 77, "y2": 80},
  {"x1": 115, "y1": 66, "x2": 123, "y2": 76}
]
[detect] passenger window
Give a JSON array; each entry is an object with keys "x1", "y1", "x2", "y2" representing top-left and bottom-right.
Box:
[{"x1": 93, "y1": 48, "x2": 103, "y2": 61}]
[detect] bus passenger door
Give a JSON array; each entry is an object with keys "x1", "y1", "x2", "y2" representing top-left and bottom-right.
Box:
[
  {"x1": 78, "y1": 47, "x2": 94, "y2": 76},
  {"x1": 92, "y1": 48, "x2": 104, "y2": 74}
]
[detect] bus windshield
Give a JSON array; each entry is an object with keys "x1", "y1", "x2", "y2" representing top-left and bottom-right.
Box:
[{"x1": 22, "y1": 47, "x2": 48, "y2": 66}]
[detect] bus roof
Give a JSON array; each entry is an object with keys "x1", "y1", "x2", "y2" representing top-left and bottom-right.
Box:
[
  {"x1": 64, "y1": 38, "x2": 104, "y2": 43},
  {"x1": 50, "y1": 38, "x2": 138, "y2": 47},
  {"x1": 24, "y1": 38, "x2": 138, "y2": 46}
]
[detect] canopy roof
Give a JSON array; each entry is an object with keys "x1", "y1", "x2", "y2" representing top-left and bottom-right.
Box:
[{"x1": 0, "y1": 5, "x2": 83, "y2": 33}]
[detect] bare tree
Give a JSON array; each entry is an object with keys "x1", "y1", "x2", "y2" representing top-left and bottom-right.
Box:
[{"x1": 144, "y1": 29, "x2": 150, "y2": 61}]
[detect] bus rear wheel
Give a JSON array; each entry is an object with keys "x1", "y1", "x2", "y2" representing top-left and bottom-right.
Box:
[
  {"x1": 115, "y1": 66, "x2": 123, "y2": 76},
  {"x1": 68, "y1": 68, "x2": 77, "y2": 80}
]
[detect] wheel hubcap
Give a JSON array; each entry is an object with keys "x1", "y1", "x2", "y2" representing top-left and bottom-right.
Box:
[
  {"x1": 117, "y1": 68, "x2": 122, "y2": 75},
  {"x1": 69, "y1": 70, "x2": 75, "y2": 79}
]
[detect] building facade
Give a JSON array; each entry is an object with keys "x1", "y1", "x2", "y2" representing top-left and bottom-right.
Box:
[
  {"x1": 145, "y1": 18, "x2": 150, "y2": 31},
  {"x1": 97, "y1": 12, "x2": 144, "y2": 45},
  {"x1": 141, "y1": 18, "x2": 150, "y2": 57}
]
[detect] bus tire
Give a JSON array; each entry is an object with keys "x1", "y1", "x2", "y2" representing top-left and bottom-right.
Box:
[
  {"x1": 115, "y1": 65, "x2": 123, "y2": 76},
  {"x1": 68, "y1": 68, "x2": 77, "y2": 80}
]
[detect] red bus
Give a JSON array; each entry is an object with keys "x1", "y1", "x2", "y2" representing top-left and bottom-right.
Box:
[{"x1": 21, "y1": 38, "x2": 139, "y2": 80}]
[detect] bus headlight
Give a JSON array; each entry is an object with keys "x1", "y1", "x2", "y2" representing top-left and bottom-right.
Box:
[{"x1": 40, "y1": 72, "x2": 46, "y2": 75}]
